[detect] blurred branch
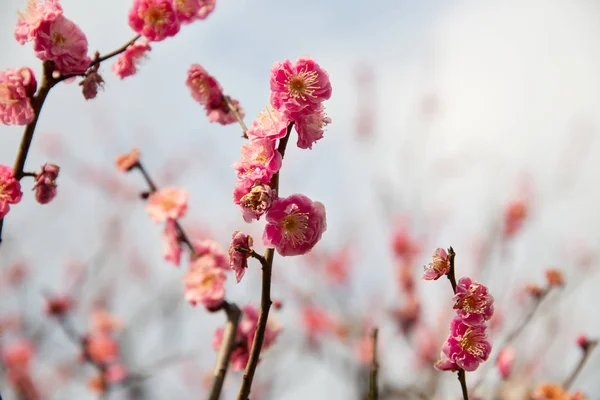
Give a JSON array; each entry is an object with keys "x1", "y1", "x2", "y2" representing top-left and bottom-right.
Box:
[
  {"x1": 563, "y1": 339, "x2": 598, "y2": 390},
  {"x1": 223, "y1": 95, "x2": 248, "y2": 138},
  {"x1": 368, "y1": 327, "x2": 379, "y2": 400}
]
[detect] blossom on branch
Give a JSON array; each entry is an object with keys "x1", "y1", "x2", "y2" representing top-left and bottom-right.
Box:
[
  {"x1": 422, "y1": 248, "x2": 450, "y2": 280},
  {"x1": 0, "y1": 67, "x2": 37, "y2": 126},
  {"x1": 33, "y1": 163, "x2": 60, "y2": 204},
  {"x1": 0, "y1": 165, "x2": 23, "y2": 218},
  {"x1": 228, "y1": 231, "x2": 253, "y2": 283},
  {"x1": 14, "y1": 0, "x2": 63, "y2": 45},
  {"x1": 183, "y1": 258, "x2": 227, "y2": 308},
  {"x1": 434, "y1": 317, "x2": 491, "y2": 372},
  {"x1": 112, "y1": 41, "x2": 152, "y2": 79},
  {"x1": 453, "y1": 277, "x2": 494, "y2": 325},
  {"x1": 128, "y1": 0, "x2": 180, "y2": 42},
  {"x1": 145, "y1": 187, "x2": 188, "y2": 223}
]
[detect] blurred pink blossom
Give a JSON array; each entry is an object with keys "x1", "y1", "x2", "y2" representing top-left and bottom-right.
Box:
[
  {"x1": 0, "y1": 67, "x2": 37, "y2": 125},
  {"x1": 14, "y1": 0, "x2": 63, "y2": 45},
  {"x1": 0, "y1": 165, "x2": 23, "y2": 218},
  {"x1": 145, "y1": 187, "x2": 188, "y2": 223},
  {"x1": 112, "y1": 41, "x2": 152, "y2": 79},
  {"x1": 128, "y1": 0, "x2": 180, "y2": 42}
]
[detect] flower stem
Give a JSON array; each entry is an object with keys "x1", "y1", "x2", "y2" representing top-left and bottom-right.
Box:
[
  {"x1": 563, "y1": 339, "x2": 598, "y2": 390},
  {"x1": 368, "y1": 327, "x2": 379, "y2": 400},
  {"x1": 223, "y1": 95, "x2": 248, "y2": 138},
  {"x1": 458, "y1": 369, "x2": 469, "y2": 400}
]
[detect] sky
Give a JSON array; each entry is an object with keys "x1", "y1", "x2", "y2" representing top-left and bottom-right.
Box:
[{"x1": 1, "y1": 0, "x2": 600, "y2": 398}]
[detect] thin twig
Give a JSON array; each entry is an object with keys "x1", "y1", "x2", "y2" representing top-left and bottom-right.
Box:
[
  {"x1": 457, "y1": 370, "x2": 469, "y2": 400},
  {"x1": 237, "y1": 123, "x2": 293, "y2": 400},
  {"x1": 223, "y1": 95, "x2": 248, "y2": 138},
  {"x1": 563, "y1": 340, "x2": 598, "y2": 390},
  {"x1": 368, "y1": 327, "x2": 379, "y2": 400}
]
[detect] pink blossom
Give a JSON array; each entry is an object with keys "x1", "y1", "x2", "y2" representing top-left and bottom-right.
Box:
[
  {"x1": 172, "y1": 0, "x2": 202, "y2": 23},
  {"x1": 263, "y1": 194, "x2": 327, "y2": 256},
  {"x1": 324, "y1": 246, "x2": 351, "y2": 285},
  {"x1": 191, "y1": 239, "x2": 228, "y2": 269},
  {"x1": 162, "y1": 219, "x2": 182, "y2": 266},
  {"x1": 246, "y1": 105, "x2": 290, "y2": 142},
  {"x1": 234, "y1": 139, "x2": 282, "y2": 178},
  {"x1": 80, "y1": 71, "x2": 104, "y2": 100},
  {"x1": 496, "y1": 346, "x2": 515, "y2": 380},
  {"x1": 301, "y1": 305, "x2": 346, "y2": 343},
  {"x1": 183, "y1": 260, "x2": 227, "y2": 308},
  {"x1": 112, "y1": 41, "x2": 152, "y2": 79},
  {"x1": 292, "y1": 104, "x2": 331, "y2": 149},
  {"x1": 234, "y1": 181, "x2": 275, "y2": 222},
  {"x1": 84, "y1": 332, "x2": 119, "y2": 365},
  {"x1": 128, "y1": 0, "x2": 180, "y2": 42},
  {"x1": 207, "y1": 95, "x2": 245, "y2": 125},
  {"x1": 355, "y1": 332, "x2": 375, "y2": 365},
  {"x1": 44, "y1": 294, "x2": 73, "y2": 317},
  {"x1": 0, "y1": 165, "x2": 23, "y2": 218},
  {"x1": 186, "y1": 64, "x2": 223, "y2": 106},
  {"x1": 105, "y1": 363, "x2": 127, "y2": 383},
  {"x1": 576, "y1": 335, "x2": 590, "y2": 349},
  {"x1": 196, "y1": 0, "x2": 216, "y2": 19},
  {"x1": 228, "y1": 231, "x2": 253, "y2": 283},
  {"x1": 32, "y1": 163, "x2": 59, "y2": 204},
  {"x1": 422, "y1": 248, "x2": 450, "y2": 280},
  {"x1": 145, "y1": 187, "x2": 188, "y2": 223},
  {"x1": 14, "y1": 0, "x2": 63, "y2": 45},
  {"x1": 391, "y1": 226, "x2": 420, "y2": 263},
  {"x1": 435, "y1": 318, "x2": 491, "y2": 372},
  {"x1": 0, "y1": 67, "x2": 37, "y2": 126},
  {"x1": 270, "y1": 57, "x2": 332, "y2": 116},
  {"x1": 453, "y1": 277, "x2": 494, "y2": 325},
  {"x1": 115, "y1": 148, "x2": 140, "y2": 172},
  {"x1": 33, "y1": 15, "x2": 91, "y2": 75},
  {"x1": 2, "y1": 339, "x2": 34, "y2": 376}
]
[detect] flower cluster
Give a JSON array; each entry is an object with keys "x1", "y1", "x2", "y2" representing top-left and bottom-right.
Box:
[
  {"x1": 15, "y1": 0, "x2": 91, "y2": 75},
  {"x1": 185, "y1": 64, "x2": 244, "y2": 125},
  {"x1": 212, "y1": 305, "x2": 281, "y2": 371},
  {"x1": 0, "y1": 165, "x2": 23, "y2": 219}
]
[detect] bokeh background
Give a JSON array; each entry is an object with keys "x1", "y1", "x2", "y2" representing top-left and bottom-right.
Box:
[{"x1": 1, "y1": 0, "x2": 600, "y2": 398}]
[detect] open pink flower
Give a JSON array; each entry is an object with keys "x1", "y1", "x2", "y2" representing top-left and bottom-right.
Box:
[
  {"x1": 422, "y1": 248, "x2": 450, "y2": 280},
  {"x1": 234, "y1": 139, "x2": 282, "y2": 178},
  {"x1": 191, "y1": 239, "x2": 228, "y2": 269},
  {"x1": 292, "y1": 104, "x2": 331, "y2": 149},
  {"x1": 196, "y1": 0, "x2": 216, "y2": 19},
  {"x1": 172, "y1": 0, "x2": 202, "y2": 23},
  {"x1": 128, "y1": 0, "x2": 180, "y2": 42},
  {"x1": 162, "y1": 219, "x2": 182, "y2": 266},
  {"x1": 263, "y1": 194, "x2": 327, "y2": 256},
  {"x1": 270, "y1": 57, "x2": 332, "y2": 116},
  {"x1": 234, "y1": 181, "x2": 275, "y2": 222},
  {"x1": 206, "y1": 96, "x2": 244, "y2": 125},
  {"x1": 0, "y1": 165, "x2": 23, "y2": 218},
  {"x1": 112, "y1": 41, "x2": 152, "y2": 79},
  {"x1": 33, "y1": 163, "x2": 59, "y2": 204},
  {"x1": 183, "y1": 260, "x2": 226, "y2": 308},
  {"x1": 145, "y1": 187, "x2": 188, "y2": 223},
  {"x1": 247, "y1": 105, "x2": 290, "y2": 142},
  {"x1": 115, "y1": 148, "x2": 140, "y2": 172},
  {"x1": 0, "y1": 67, "x2": 37, "y2": 126},
  {"x1": 186, "y1": 64, "x2": 223, "y2": 106},
  {"x1": 435, "y1": 317, "x2": 491, "y2": 372},
  {"x1": 33, "y1": 15, "x2": 91, "y2": 75},
  {"x1": 228, "y1": 231, "x2": 253, "y2": 283},
  {"x1": 84, "y1": 332, "x2": 119, "y2": 365},
  {"x1": 14, "y1": 0, "x2": 63, "y2": 45},
  {"x1": 453, "y1": 277, "x2": 494, "y2": 325}
]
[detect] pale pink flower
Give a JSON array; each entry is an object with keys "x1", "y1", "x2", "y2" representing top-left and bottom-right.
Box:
[
  {"x1": 435, "y1": 318, "x2": 491, "y2": 372},
  {"x1": 234, "y1": 139, "x2": 282, "y2": 178},
  {"x1": 191, "y1": 239, "x2": 228, "y2": 269},
  {"x1": 80, "y1": 71, "x2": 104, "y2": 100},
  {"x1": 496, "y1": 346, "x2": 515, "y2": 380},
  {"x1": 186, "y1": 64, "x2": 223, "y2": 106},
  {"x1": 196, "y1": 0, "x2": 216, "y2": 19},
  {"x1": 183, "y1": 260, "x2": 227, "y2": 308},
  {"x1": 32, "y1": 163, "x2": 59, "y2": 204},
  {"x1": 206, "y1": 95, "x2": 244, "y2": 125},
  {"x1": 453, "y1": 277, "x2": 494, "y2": 325},
  {"x1": 422, "y1": 248, "x2": 450, "y2": 280},
  {"x1": 391, "y1": 225, "x2": 420, "y2": 263},
  {"x1": 84, "y1": 332, "x2": 119, "y2": 365},
  {"x1": 45, "y1": 294, "x2": 73, "y2": 317},
  {"x1": 301, "y1": 305, "x2": 340, "y2": 342},
  {"x1": 292, "y1": 104, "x2": 331, "y2": 149},
  {"x1": 163, "y1": 219, "x2": 182, "y2": 266},
  {"x1": 33, "y1": 16, "x2": 91, "y2": 75},
  {"x1": 228, "y1": 231, "x2": 253, "y2": 283},
  {"x1": 263, "y1": 194, "x2": 327, "y2": 256},
  {"x1": 0, "y1": 165, "x2": 23, "y2": 218},
  {"x1": 105, "y1": 363, "x2": 127, "y2": 383},
  {"x1": 270, "y1": 57, "x2": 332, "y2": 116},
  {"x1": 128, "y1": 0, "x2": 180, "y2": 42},
  {"x1": 324, "y1": 246, "x2": 351, "y2": 285},
  {"x1": 234, "y1": 181, "x2": 275, "y2": 222},
  {"x1": 14, "y1": 0, "x2": 63, "y2": 45},
  {"x1": 115, "y1": 148, "x2": 140, "y2": 172},
  {"x1": 0, "y1": 67, "x2": 37, "y2": 126},
  {"x1": 112, "y1": 41, "x2": 152, "y2": 79},
  {"x1": 246, "y1": 105, "x2": 290, "y2": 142},
  {"x1": 145, "y1": 187, "x2": 188, "y2": 223}
]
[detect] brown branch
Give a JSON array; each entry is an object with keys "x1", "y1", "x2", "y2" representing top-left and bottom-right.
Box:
[
  {"x1": 223, "y1": 95, "x2": 248, "y2": 138},
  {"x1": 208, "y1": 302, "x2": 242, "y2": 400},
  {"x1": 237, "y1": 123, "x2": 293, "y2": 400},
  {"x1": 368, "y1": 327, "x2": 379, "y2": 400},
  {"x1": 563, "y1": 339, "x2": 598, "y2": 390}
]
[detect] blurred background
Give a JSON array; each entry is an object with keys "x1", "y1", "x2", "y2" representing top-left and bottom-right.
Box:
[{"x1": 1, "y1": 0, "x2": 600, "y2": 398}]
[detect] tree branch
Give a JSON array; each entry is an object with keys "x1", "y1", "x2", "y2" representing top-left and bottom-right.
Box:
[
  {"x1": 563, "y1": 339, "x2": 597, "y2": 390},
  {"x1": 368, "y1": 327, "x2": 379, "y2": 400}
]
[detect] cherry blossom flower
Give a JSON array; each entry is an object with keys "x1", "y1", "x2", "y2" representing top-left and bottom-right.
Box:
[
  {"x1": 84, "y1": 332, "x2": 119, "y2": 365},
  {"x1": 422, "y1": 248, "x2": 450, "y2": 280},
  {"x1": 32, "y1": 163, "x2": 59, "y2": 204},
  {"x1": 115, "y1": 148, "x2": 140, "y2": 172},
  {"x1": 196, "y1": 0, "x2": 216, "y2": 19},
  {"x1": 434, "y1": 318, "x2": 491, "y2": 372},
  {"x1": 228, "y1": 231, "x2": 253, "y2": 283},
  {"x1": 246, "y1": 105, "x2": 289, "y2": 142},
  {"x1": 33, "y1": 15, "x2": 91, "y2": 75},
  {"x1": 128, "y1": 0, "x2": 180, "y2": 42},
  {"x1": 234, "y1": 139, "x2": 282, "y2": 178},
  {"x1": 145, "y1": 187, "x2": 188, "y2": 223},
  {"x1": 163, "y1": 219, "x2": 182, "y2": 266},
  {"x1": 112, "y1": 41, "x2": 152, "y2": 79},
  {"x1": 292, "y1": 104, "x2": 331, "y2": 149},
  {"x1": 172, "y1": 0, "x2": 202, "y2": 23},
  {"x1": 0, "y1": 165, "x2": 23, "y2": 218},
  {"x1": 186, "y1": 64, "x2": 223, "y2": 106},
  {"x1": 263, "y1": 194, "x2": 327, "y2": 256},
  {"x1": 191, "y1": 239, "x2": 228, "y2": 269},
  {"x1": 270, "y1": 57, "x2": 332, "y2": 116},
  {"x1": 234, "y1": 181, "x2": 275, "y2": 222},
  {"x1": 183, "y1": 259, "x2": 227, "y2": 308},
  {"x1": 453, "y1": 277, "x2": 494, "y2": 325},
  {"x1": 0, "y1": 67, "x2": 37, "y2": 126},
  {"x1": 14, "y1": 0, "x2": 63, "y2": 45}
]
